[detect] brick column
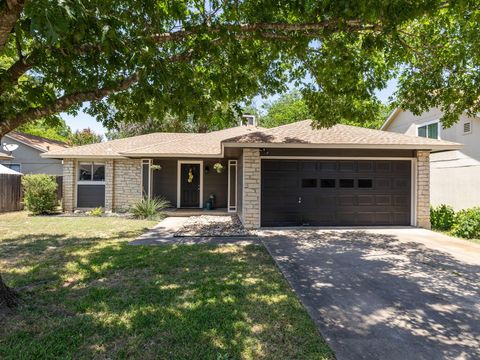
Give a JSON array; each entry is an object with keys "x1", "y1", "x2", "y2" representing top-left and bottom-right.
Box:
[
  {"x1": 416, "y1": 150, "x2": 431, "y2": 229},
  {"x1": 104, "y1": 160, "x2": 114, "y2": 212},
  {"x1": 242, "y1": 148, "x2": 261, "y2": 229},
  {"x1": 62, "y1": 159, "x2": 75, "y2": 212}
]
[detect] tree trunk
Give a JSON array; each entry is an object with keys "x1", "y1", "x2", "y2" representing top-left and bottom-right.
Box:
[{"x1": 0, "y1": 274, "x2": 18, "y2": 310}]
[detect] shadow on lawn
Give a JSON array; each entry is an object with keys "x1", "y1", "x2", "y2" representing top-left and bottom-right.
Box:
[
  {"x1": 0, "y1": 231, "x2": 331, "y2": 359},
  {"x1": 262, "y1": 230, "x2": 480, "y2": 360}
]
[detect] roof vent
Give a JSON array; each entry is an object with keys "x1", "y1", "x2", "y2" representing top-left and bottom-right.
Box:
[
  {"x1": 463, "y1": 121, "x2": 472, "y2": 134},
  {"x1": 240, "y1": 114, "x2": 257, "y2": 127}
]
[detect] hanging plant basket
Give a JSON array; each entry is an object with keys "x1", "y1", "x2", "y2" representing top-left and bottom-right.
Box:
[
  {"x1": 213, "y1": 162, "x2": 224, "y2": 173},
  {"x1": 151, "y1": 164, "x2": 162, "y2": 171}
]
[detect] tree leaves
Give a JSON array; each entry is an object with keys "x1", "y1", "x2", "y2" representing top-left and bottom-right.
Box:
[{"x1": 1, "y1": 0, "x2": 479, "y2": 135}]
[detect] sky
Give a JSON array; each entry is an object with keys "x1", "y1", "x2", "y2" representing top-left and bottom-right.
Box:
[{"x1": 62, "y1": 78, "x2": 398, "y2": 137}]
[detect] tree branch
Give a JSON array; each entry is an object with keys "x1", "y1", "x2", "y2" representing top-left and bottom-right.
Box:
[
  {"x1": 152, "y1": 20, "x2": 381, "y2": 43},
  {"x1": 0, "y1": 73, "x2": 139, "y2": 136},
  {"x1": 0, "y1": 0, "x2": 25, "y2": 51}
]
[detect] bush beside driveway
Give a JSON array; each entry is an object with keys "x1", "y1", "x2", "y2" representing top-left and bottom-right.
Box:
[{"x1": 0, "y1": 212, "x2": 333, "y2": 360}]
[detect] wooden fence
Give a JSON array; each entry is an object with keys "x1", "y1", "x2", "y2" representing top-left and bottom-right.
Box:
[{"x1": 0, "y1": 174, "x2": 22, "y2": 212}]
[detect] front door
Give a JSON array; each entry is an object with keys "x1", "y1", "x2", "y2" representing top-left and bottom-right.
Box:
[{"x1": 180, "y1": 163, "x2": 201, "y2": 207}]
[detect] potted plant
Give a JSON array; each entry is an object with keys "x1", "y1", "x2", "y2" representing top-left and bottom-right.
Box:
[{"x1": 213, "y1": 162, "x2": 224, "y2": 173}]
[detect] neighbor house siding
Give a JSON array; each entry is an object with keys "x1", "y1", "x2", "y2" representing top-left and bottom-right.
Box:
[
  {"x1": 113, "y1": 159, "x2": 142, "y2": 211},
  {"x1": 242, "y1": 148, "x2": 261, "y2": 229},
  {"x1": 384, "y1": 108, "x2": 480, "y2": 210},
  {"x1": 0, "y1": 136, "x2": 64, "y2": 175}
]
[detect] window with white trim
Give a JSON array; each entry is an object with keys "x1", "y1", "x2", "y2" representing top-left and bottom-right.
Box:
[
  {"x1": 78, "y1": 162, "x2": 105, "y2": 182},
  {"x1": 417, "y1": 122, "x2": 439, "y2": 139}
]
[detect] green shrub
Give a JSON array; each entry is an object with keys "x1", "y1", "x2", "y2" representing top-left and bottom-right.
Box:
[
  {"x1": 86, "y1": 207, "x2": 103, "y2": 217},
  {"x1": 430, "y1": 204, "x2": 455, "y2": 231},
  {"x1": 131, "y1": 197, "x2": 170, "y2": 219},
  {"x1": 452, "y1": 207, "x2": 480, "y2": 239},
  {"x1": 22, "y1": 174, "x2": 58, "y2": 215}
]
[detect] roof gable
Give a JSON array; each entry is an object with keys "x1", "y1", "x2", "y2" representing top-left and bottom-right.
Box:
[{"x1": 5, "y1": 132, "x2": 69, "y2": 152}]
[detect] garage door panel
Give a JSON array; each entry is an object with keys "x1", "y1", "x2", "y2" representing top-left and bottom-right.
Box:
[
  {"x1": 319, "y1": 161, "x2": 337, "y2": 172},
  {"x1": 375, "y1": 195, "x2": 392, "y2": 206},
  {"x1": 358, "y1": 161, "x2": 374, "y2": 172},
  {"x1": 337, "y1": 212, "x2": 356, "y2": 224},
  {"x1": 261, "y1": 159, "x2": 411, "y2": 227},
  {"x1": 358, "y1": 195, "x2": 375, "y2": 206},
  {"x1": 375, "y1": 178, "x2": 392, "y2": 190},
  {"x1": 337, "y1": 195, "x2": 356, "y2": 206}
]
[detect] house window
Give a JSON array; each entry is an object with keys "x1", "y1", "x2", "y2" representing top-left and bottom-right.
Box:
[
  {"x1": 2, "y1": 163, "x2": 21, "y2": 172},
  {"x1": 463, "y1": 121, "x2": 472, "y2": 135},
  {"x1": 78, "y1": 162, "x2": 105, "y2": 182},
  {"x1": 417, "y1": 122, "x2": 439, "y2": 139}
]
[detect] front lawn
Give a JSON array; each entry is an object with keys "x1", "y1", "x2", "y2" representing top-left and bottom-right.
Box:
[{"x1": 0, "y1": 212, "x2": 333, "y2": 359}]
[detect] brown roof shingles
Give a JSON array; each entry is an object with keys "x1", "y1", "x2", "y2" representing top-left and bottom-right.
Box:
[
  {"x1": 223, "y1": 120, "x2": 462, "y2": 150},
  {"x1": 43, "y1": 120, "x2": 461, "y2": 158},
  {"x1": 6, "y1": 131, "x2": 69, "y2": 152}
]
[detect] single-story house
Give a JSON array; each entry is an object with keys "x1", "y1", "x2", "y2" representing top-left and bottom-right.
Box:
[
  {"x1": 42, "y1": 119, "x2": 461, "y2": 229},
  {"x1": 1, "y1": 131, "x2": 69, "y2": 175}
]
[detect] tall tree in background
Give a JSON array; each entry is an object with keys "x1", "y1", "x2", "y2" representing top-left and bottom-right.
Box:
[
  {"x1": 1, "y1": 0, "x2": 480, "y2": 308},
  {"x1": 259, "y1": 91, "x2": 392, "y2": 129},
  {"x1": 259, "y1": 91, "x2": 313, "y2": 128},
  {"x1": 69, "y1": 128, "x2": 103, "y2": 145}
]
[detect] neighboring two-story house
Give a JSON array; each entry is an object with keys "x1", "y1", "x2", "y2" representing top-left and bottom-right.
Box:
[
  {"x1": 381, "y1": 108, "x2": 479, "y2": 210},
  {"x1": 0, "y1": 132, "x2": 69, "y2": 175}
]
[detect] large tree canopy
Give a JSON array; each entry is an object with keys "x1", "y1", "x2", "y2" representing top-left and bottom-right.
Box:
[{"x1": 1, "y1": 0, "x2": 479, "y2": 138}]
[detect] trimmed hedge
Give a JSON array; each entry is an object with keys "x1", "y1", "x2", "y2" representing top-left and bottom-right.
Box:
[{"x1": 22, "y1": 174, "x2": 58, "y2": 215}]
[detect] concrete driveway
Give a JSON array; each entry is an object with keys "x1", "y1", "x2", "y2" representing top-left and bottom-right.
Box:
[{"x1": 261, "y1": 228, "x2": 480, "y2": 360}]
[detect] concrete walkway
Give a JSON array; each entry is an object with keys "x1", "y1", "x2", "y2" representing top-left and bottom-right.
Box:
[
  {"x1": 130, "y1": 217, "x2": 259, "y2": 245},
  {"x1": 261, "y1": 228, "x2": 480, "y2": 360}
]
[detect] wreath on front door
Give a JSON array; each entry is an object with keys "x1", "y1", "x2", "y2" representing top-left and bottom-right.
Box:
[{"x1": 187, "y1": 167, "x2": 194, "y2": 183}]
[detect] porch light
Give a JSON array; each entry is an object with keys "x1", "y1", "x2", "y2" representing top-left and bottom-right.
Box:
[{"x1": 205, "y1": 165, "x2": 210, "y2": 174}]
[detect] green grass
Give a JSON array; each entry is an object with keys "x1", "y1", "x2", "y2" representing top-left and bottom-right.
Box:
[{"x1": 0, "y1": 212, "x2": 333, "y2": 360}]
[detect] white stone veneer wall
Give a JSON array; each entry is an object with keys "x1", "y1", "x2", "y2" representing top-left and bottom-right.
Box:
[
  {"x1": 241, "y1": 148, "x2": 261, "y2": 229},
  {"x1": 416, "y1": 150, "x2": 431, "y2": 229}
]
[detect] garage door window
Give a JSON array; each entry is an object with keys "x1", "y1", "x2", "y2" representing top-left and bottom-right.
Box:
[
  {"x1": 339, "y1": 179, "x2": 354, "y2": 188},
  {"x1": 320, "y1": 179, "x2": 336, "y2": 188},
  {"x1": 302, "y1": 179, "x2": 317, "y2": 188},
  {"x1": 358, "y1": 179, "x2": 373, "y2": 188}
]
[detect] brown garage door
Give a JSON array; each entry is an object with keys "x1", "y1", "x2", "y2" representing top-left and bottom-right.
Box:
[{"x1": 261, "y1": 159, "x2": 411, "y2": 227}]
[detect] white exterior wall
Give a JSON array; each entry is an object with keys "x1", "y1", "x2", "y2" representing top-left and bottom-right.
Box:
[{"x1": 384, "y1": 108, "x2": 480, "y2": 210}]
